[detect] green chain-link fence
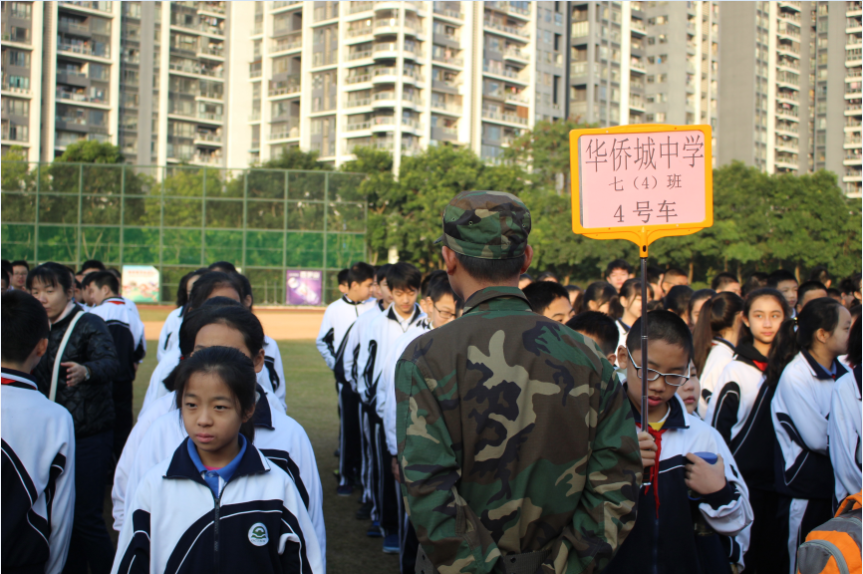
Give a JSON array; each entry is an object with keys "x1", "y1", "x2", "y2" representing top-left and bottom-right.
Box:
[{"x1": 1, "y1": 161, "x2": 368, "y2": 305}]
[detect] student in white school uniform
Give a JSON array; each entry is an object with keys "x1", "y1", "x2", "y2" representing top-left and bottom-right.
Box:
[
  {"x1": 157, "y1": 268, "x2": 208, "y2": 361},
  {"x1": 114, "y1": 302, "x2": 294, "y2": 529},
  {"x1": 315, "y1": 262, "x2": 377, "y2": 496},
  {"x1": 343, "y1": 264, "x2": 392, "y2": 520},
  {"x1": 691, "y1": 291, "x2": 744, "y2": 417},
  {"x1": 112, "y1": 346, "x2": 323, "y2": 574},
  {"x1": 770, "y1": 297, "x2": 853, "y2": 574},
  {"x1": 357, "y1": 263, "x2": 426, "y2": 551},
  {"x1": 378, "y1": 276, "x2": 460, "y2": 569},
  {"x1": 604, "y1": 311, "x2": 753, "y2": 574},
  {"x1": 829, "y1": 315, "x2": 861, "y2": 505},
  {"x1": 1, "y1": 290, "x2": 76, "y2": 574},
  {"x1": 705, "y1": 287, "x2": 790, "y2": 574}
]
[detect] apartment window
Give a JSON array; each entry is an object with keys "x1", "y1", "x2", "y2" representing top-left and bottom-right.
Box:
[
  {"x1": 646, "y1": 112, "x2": 666, "y2": 122},
  {"x1": 648, "y1": 15, "x2": 668, "y2": 25},
  {"x1": 553, "y1": 75, "x2": 560, "y2": 104},
  {"x1": 554, "y1": 33, "x2": 561, "y2": 51},
  {"x1": 10, "y1": 2, "x2": 31, "y2": 18},
  {"x1": 5, "y1": 75, "x2": 29, "y2": 89},
  {"x1": 9, "y1": 27, "x2": 30, "y2": 43},
  {"x1": 6, "y1": 50, "x2": 30, "y2": 67},
  {"x1": 658, "y1": 34, "x2": 667, "y2": 43},
  {"x1": 4, "y1": 98, "x2": 29, "y2": 116}
]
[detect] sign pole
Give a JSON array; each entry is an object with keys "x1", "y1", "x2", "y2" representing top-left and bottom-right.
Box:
[{"x1": 640, "y1": 256, "x2": 648, "y2": 426}]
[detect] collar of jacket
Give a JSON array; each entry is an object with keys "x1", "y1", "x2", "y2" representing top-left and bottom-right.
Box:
[
  {"x1": 252, "y1": 383, "x2": 274, "y2": 430},
  {"x1": 623, "y1": 385, "x2": 689, "y2": 430},
  {"x1": 51, "y1": 303, "x2": 83, "y2": 331},
  {"x1": 386, "y1": 303, "x2": 423, "y2": 326},
  {"x1": 712, "y1": 337, "x2": 735, "y2": 352},
  {"x1": 0, "y1": 367, "x2": 39, "y2": 390},
  {"x1": 100, "y1": 297, "x2": 126, "y2": 306},
  {"x1": 165, "y1": 436, "x2": 269, "y2": 486},
  {"x1": 801, "y1": 349, "x2": 848, "y2": 381},
  {"x1": 341, "y1": 295, "x2": 363, "y2": 306},
  {"x1": 463, "y1": 286, "x2": 530, "y2": 315},
  {"x1": 735, "y1": 341, "x2": 769, "y2": 369}
]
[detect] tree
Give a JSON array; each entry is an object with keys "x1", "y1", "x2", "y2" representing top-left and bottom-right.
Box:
[
  {"x1": 501, "y1": 119, "x2": 592, "y2": 190},
  {"x1": 55, "y1": 140, "x2": 124, "y2": 164},
  {"x1": 263, "y1": 147, "x2": 331, "y2": 171}
]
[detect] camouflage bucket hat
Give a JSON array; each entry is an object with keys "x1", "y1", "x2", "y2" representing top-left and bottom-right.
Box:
[{"x1": 435, "y1": 190, "x2": 531, "y2": 260}]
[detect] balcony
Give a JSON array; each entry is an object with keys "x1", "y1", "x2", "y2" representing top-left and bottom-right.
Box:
[
  {"x1": 268, "y1": 76, "x2": 301, "y2": 96},
  {"x1": 269, "y1": 124, "x2": 300, "y2": 141},
  {"x1": 57, "y1": 42, "x2": 111, "y2": 59},
  {"x1": 345, "y1": 96, "x2": 371, "y2": 108},
  {"x1": 1, "y1": 125, "x2": 29, "y2": 142},
  {"x1": 170, "y1": 61, "x2": 225, "y2": 79},
  {"x1": 56, "y1": 89, "x2": 108, "y2": 105},
  {"x1": 630, "y1": 19, "x2": 646, "y2": 35},
  {"x1": 503, "y1": 46, "x2": 529, "y2": 63},
  {"x1": 571, "y1": 61, "x2": 588, "y2": 77},
  {"x1": 482, "y1": 64, "x2": 527, "y2": 85},
  {"x1": 194, "y1": 131, "x2": 223, "y2": 144},
  {"x1": 349, "y1": 1, "x2": 373, "y2": 14},
  {"x1": 347, "y1": 26, "x2": 373, "y2": 38},
  {"x1": 272, "y1": 1, "x2": 302, "y2": 9},
  {"x1": 433, "y1": 6, "x2": 463, "y2": 20},
  {"x1": 485, "y1": 1, "x2": 531, "y2": 20},
  {"x1": 349, "y1": 48, "x2": 373, "y2": 61},
  {"x1": 483, "y1": 19, "x2": 529, "y2": 40},
  {"x1": 59, "y1": 1, "x2": 112, "y2": 13},
  {"x1": 481, "y1": 109, "x2": 528, "y2": 125},
  {"x1": 346, "y1": 72, "x2": 372, "y2": 85},
  {"x1": 271, "y1": 32, "x2": 302, "y2": 53},
  {"x1": 433, "y1": 53, "x2": 464, "y2": 67},
  {"x1": 1, "y1": 83, "x2": 31, "y2": 96},
  {"x1": 571, "y1": 20, "x2": 589, "y2": 38},
  {"x1": 58, "y1": 20, "x2": 92, "y2": 35},
  {"x1": 431, "y1": 101, "x2": 462, "y2": 115}
]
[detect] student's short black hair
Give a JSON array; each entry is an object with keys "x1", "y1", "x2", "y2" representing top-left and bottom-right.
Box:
[
  {"x1": 422, "y1": 269, "x2": 447, "y2": 298},
  {"x1": 566, "y1": 311, "x2": 619, "y2": 357},
  {"x1": 663, "y1": 267, "x2": 688, "y2": 282},
  {"x1": 386, "y1": 262, "x2": 422, "y2": 292},
  {"x1": 519, "y1": 273, "x2": 533, "y2": 283},
  {"x1": 337, "y1": 269, "x2": 350, "y2": 286},
  {"x1": 187, "y1": 272, "x2": 243, "y2": 312},
  {"x1": 1, "y1": 269, "x2": 8, "y2": 287},
  {"x1": 523, "y1": 281, "x2": 570, "y2": 315},
  {"x1": 711, "y1": 272, "x2": 739, "y2": 291},
  {"x1": 767, "y1": 269, "x2": 798, "y2": 287},
  {"x1": 427, "y1": 276, "x2": 458, "y2": 305},
  {"x1": 173, "y1": 346, "x2": 258, "y2": 443},
  {"x1": 1, "y1": 289, "x2": 50, "y2": 364},
  {"x1": 208, "y1": 261, "x2": 238, "y2": 274},
  {"x1": 178, "y1": 299, "x2": 262, "y2": 359},
  {"x1": 26, "y1": 262, "x2": 73, "y2": 292},
  {"x1": 646, "y1": 266, "x2": 664, "y2": 284},
  {"x1": 688, "y1": 289, "x2": 717, "y2": 322},
  {"x1": 797, "y1": 280, "x2": 827, "y2": 304},
  {"x1": 1, "y1": 259, "x2": 12, "y2": 274},
  {"x1": 106, "y1": 268, "x2": 122, "y2": 281},
  {"x1": 565, "y1": 284, "x2": 581, "y2": 293},
  {"x1": 176, "y1": 268, "x2": 210, "y2": 308},
  {"x1": 663, "y1": 285, "x2": 694, "y2": 317},
  {"x1": 455, "y1": 252, "x2": 526, "y2": 283},
  {"x1": 626, "y1": 310, "x2": 694, "y2": 360},
  {"x1": 234, "y1": 273, "x2": 253, "y2": 304},
  {"x1": 807, "y1": 266, "x2": 830, "y2": 285},
  {"x1": 375, "y1": 264, "x2": 393, "y2": 284},
  {"x1": 85, "y1": 271, "x2": 120, "y2": 295},
  {"x1": 10, "y1": 259, "x2": 29, "y2": 271},
  {"x1": 605, "y1": 259, "x2": 633, "y2": 276},
  {"x1": 348, "y1": 262, "x2": 375, "y2": 286},
  {"x1": 646, "y1": 300, "x2": 665, "y2": 312},
  {"x1": 827, "y1": 287, "x2": 843, "y2": 300},
  {"x1": 848, "y1": 315, "x2": 862, "y2": 369},
  {"x1": 742, "y1": 271, "x2": 769, "y2": 296},
  {"x1": 537, "y1": 271, "x2": 559, "y2": 282},
  {"x1": 80, "y1": 259, "x2": 105, "y2": 273}
]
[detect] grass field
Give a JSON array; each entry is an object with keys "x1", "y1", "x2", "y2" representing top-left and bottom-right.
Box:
[{"x1": 132, "y1": 339, "x2": 398, "y2": 574}]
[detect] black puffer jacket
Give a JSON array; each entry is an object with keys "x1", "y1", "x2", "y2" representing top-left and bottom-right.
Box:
[{"x1": 33, "y1": 305, "x2": 120, "y2": 438}]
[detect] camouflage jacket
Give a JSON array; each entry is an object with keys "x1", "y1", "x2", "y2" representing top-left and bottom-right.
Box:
[{"x1": 395, "y1": 286, "x2": 642, "y2": 574}]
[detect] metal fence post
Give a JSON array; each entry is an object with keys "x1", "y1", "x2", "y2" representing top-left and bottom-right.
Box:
[
  {"x1": 201, "y1": 167, "x2": 207, "y2": 266},
  {"x1": 77, "y1": 164, "x2": 83, "y2": 267},
  {"x1": 282, "y1": 170, "x2": 289, "y2": 306},
  {"x1": 119, "y1": 164, "x2": 125, "y2": 268},
  {"x1": 323, "y1": 172, "x2": 329, "y2": 300},
  {"x1": 242, "y1": 169, "x2": 248, "y2": 272},
  {"x1": 34, "y1": 162, "x2": 41, "y2": 263},
  {"x1": 158, "y1": 166, "x2": 165, "y2": 305}
]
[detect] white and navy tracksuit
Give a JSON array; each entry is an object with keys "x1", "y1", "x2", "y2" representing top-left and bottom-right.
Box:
[
  {"x1": 118, "y1": 385, "x2": 326, "y2": 568},
  {"x1": 616, "y1": 318, "x2": 630, "y2": 350},
  {"x1": 121, "y1": 296, "x2": 146, "y2": 365},
  {"x1": 828, "y1": 365, "x2": 862, "y2": 504},
  {"x1": 157, "y1": 306, "x2": 185, "y2": 363},
  {"x1": 315, "y1": 295, "x2": 376, "y2": 487},
  {"x1": 604, "y1": 393, "x2": 753, "y2": 574},
  {"x1": 698, "y1": 338, "x2": 735, "y2": 418},
  {"x1": 141, "y1": 337, "x2": 287, "y2": 414},
  {"x1": 342, "y1": 299, "x2": 386, "y2": 505},
  {"x1": 1, "y1": 369, "x2": 76, "y2": 574},
  {"x1": 112, "y1": 437, "x2": 323, "y2": 574},
  {"x1": 378, "y1": 320, "x2": 431, "y2": 571},
  {"x1": 89, "y1": 297, "x2": 139, "y2": 457},
  {"x1": 357, "y1": 303, "x2": 426, "y2": 533},
  {"x1": 772, "y1": 350, "x2": 848, "y2": 574}
]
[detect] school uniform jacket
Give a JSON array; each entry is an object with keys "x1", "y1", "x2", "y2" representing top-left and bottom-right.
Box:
[
  {"x1": 771, "y1": 351, "x2": 847, "y2": 500},
  {"x1": 89, "y1": 297, "x2": 138, "y2": 384},
  {"x1": 112, "y1": 439, "x2": 323, "y2": 574},
  {"x1": 828, "y1": 365, "x2": 862, "y2": 504},
  {"x1": 604, "y1": 394, "x2": 753, "y2": 574},
  {"x1": 1, "y1": 369, "x2": 76, "y2": 574},
  {"x1": 113, "y1": 388, "x2": 287, "y2": 532},
  {"x1": 357, "y1": 303, "x2": 426, "y2": 411},
  {"x1": 120, "y1": 386, "x2": 325, "y2": 566},
  {"x1": 141, "y1": 346, "x2": 286, "y2": 415},
  {"x1": 342, "y1": 300, "x2": 385, "y2": 394},
  {"x1": 378, "y1": 320, "x2": 431, "y2": 456},
  {"x1": 122, "y1": 297, "x2": 147, "y2": 364},
  {"x1": 157, "y1": 306, "x2": 185, "y2": 363},
  {"x1": 705, "y1": 343, "x2": 776, "y2": 490},
  {"x1": 315, "y1": 296, "x2": 376, "y2": 384},
  {"x1": 698, "y1": 338, "x2": 735, "y2": 418}
]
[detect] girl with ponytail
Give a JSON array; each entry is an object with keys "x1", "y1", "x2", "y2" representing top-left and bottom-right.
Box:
[
  {"x1": 770, "y1": 297, "x2": 852, "y2": 572},
  {"x1": 704, "y1": 288, "x2": 790, "y2": 574},
  {"x1": 692, "y1": 292, "x2": 745, "y2": 414}
]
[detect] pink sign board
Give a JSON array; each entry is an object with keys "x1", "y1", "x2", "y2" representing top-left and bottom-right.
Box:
[{"x1": 577, "y1": 130, "x2": 707, "y2": 229}]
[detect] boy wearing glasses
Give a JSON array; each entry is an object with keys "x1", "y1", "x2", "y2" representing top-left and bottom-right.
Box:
[{"x1": 606, "y1": 310, "x2": 753, "y2": 574}]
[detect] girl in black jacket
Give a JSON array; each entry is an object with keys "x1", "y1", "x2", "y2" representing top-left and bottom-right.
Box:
[{"x1": 28, "y1": 262, "x2": 120, "y2": 574}]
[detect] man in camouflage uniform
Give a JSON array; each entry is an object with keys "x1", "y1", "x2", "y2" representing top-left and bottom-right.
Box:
[{"x1": 394, "y1": 191, "x2": 642, "y2": 574}]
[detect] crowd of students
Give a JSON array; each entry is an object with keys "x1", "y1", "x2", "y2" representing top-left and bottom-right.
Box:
[
  {"x1": 1, "y1": 259, "x2": 324, "y2": 574},
  {"x1": 2, "y1": 252, "x2": 861, "y2": 574}
]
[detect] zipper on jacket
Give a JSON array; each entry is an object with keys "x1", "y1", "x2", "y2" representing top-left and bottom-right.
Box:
[{"x1": 213, "y1": 494, "x2": 221, "y2": 574}]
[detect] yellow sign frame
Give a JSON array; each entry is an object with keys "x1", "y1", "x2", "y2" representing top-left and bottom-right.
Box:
[{"x1": 569, "y1": 123, "x2": 713, "y2": 256}]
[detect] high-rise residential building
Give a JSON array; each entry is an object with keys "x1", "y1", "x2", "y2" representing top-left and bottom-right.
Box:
[
  {"x1": 812, "y1": 1, "x2": 861, "y2": 197},
  {"x1": 717, "y1": 1, "x2": 860, "y2": 197},
  {"x1": 1, "y1": 1, "x2": 45, "y2": 162}
]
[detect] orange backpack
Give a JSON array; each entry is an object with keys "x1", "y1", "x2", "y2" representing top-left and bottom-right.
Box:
[{"x1": 796, "y1": 492, "x2": 862, "y2": 574}]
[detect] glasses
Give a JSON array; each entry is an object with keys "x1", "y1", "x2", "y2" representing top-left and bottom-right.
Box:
[
  {"x1": 433, "y1": 305, "x2": 454, "y2": 321},
  {"x1": 626, "y1": 348, "x2": 690, "y2": 387}
]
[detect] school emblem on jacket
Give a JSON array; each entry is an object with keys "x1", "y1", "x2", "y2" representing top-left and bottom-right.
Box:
[{"x1": 248, "y1": 523, "x2": 268, "y2": 546}]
